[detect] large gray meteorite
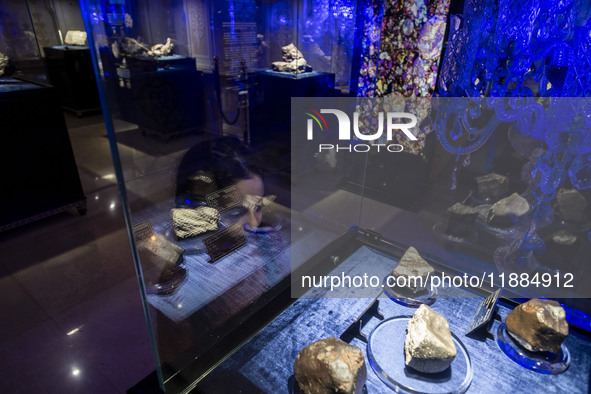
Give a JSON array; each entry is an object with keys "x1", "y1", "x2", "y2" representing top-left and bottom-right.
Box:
[
  {"x1": 391, "y1": 247, "x2": 434, "y2": 293},
  {"x1": 294, "y1": 337, "x2": 366, "y2": 394},
  {"x1": 405, "y1": 304, "x2": 457, "y2": 373},
  {"x1": 487, "y1": 192, "x2": 529, "y2": 227}
]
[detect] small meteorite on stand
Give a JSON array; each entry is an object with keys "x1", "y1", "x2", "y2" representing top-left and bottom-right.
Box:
[
  {"x1": 404, "y1": 304, "x2": 457, "y2": 373},
  {"x1": 505, "y1": 298, "x2": 569, "y2": 354}
]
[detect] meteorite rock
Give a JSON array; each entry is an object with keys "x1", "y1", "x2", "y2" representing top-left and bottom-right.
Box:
[
  {"x1": 137, "y1": 234, "x2": 184, "y2": 282},
  {"x1": 506, "y1": 298, "x2": 568, "y2": 353},
  {"x1": 555, "y1": 188, "x2": 588, "y2": 223},
  {"x1": 445, "y1": 203, "x2": 479, "y2": 237},
  {"x1": 476, "y1": 173, "x2": 509, "y2": 201},
  {"x1": 294, "y1": 337, "x2": 366, "y2": 394},
  {"x1": 271, "y1": 43, "x2": 312, "y2": 73},
  {"x1": 148, "y1": 37, "x2": 174, "y2": 57},
  {"x1": 405, "y1": 304, "x2": 457, "y2": 373},
  {"x1": 391, "y1": 247, "x2": 434, "y2": 294},
  {"x1": 0, "y1": 52, "x2": 8, "y2": 76},
  {"x1": 171, "y1": 207, "x2": 219, "y2": 239},
  {"x1": 544, "y1": 230, "x2": 580, "y2": 263},
  {"x1": 64, "y1": 30, "x2": 87, "y2": 46},
  {"x1": 487, "y1": 193, "x2": 529, "y2": 228}
]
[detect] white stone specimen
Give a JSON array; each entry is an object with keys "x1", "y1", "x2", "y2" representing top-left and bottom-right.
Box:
[
  {"x1": 405, "y1": 304, "x2": 457, "y2": 373},
  {"x1": 64, "y1": 30, "x2": 87, "y2": 46},
  {"x1": 487, "y1": 192, "x2": 529, "y2": 226},
  {"x1": 0, "y1": 52, "x2": 8, "y2": 76},
  {"x1": 171, "y1": 207, "x2": 219, "y2": 239},
  {"x1": 391, "y1": 247, "x2": 434, "y2": 293},
  {"x1": 271, "y1": 43, "x2": 312, "y2": 73},
  {"x1": 148, "y1": 38, "x2": 174, "y2": 57}
]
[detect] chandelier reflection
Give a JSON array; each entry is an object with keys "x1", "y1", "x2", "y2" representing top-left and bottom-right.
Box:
[{"x1": 428, "y1": 0, "x2": 591, "y2": 274}]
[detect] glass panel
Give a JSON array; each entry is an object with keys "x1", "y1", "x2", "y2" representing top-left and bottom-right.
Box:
[
  {"x1": 80, "y1": 0, "x2": 360, "y2": 391},
  {"x1": 358, "y1": 0, "x2": 591, "y2": 315},
  {"x1": 79, "y1": 0, "x2": 591, "y2": 392}
]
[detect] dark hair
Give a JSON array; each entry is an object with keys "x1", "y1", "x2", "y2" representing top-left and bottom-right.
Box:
[{"x1": 176, "y1": 136, "x2": 261, "y2": 202}]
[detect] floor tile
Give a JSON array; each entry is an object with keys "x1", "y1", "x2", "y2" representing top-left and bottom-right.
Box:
[
  {"x1": 12, "y1": 226, "x2": 135, "y2": 316},
  {"x1": 53, "y1": 276, "x2": 156, "y2": 391},
  {"x1": 0, "y1": 319, "x2": 119, "y2": 394},
  {"x1": 0, "y1": 272, "x2": 50, "y2": 343}
]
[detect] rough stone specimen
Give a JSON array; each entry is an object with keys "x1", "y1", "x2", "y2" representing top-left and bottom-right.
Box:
[
  {"x1": 148, "y1": 37, "x2": 174, "y2": 57},
  {"x1": 392, "y1": 247, "x2": 434, "y2": 293},
  {"x1": 0, "y1": 52, "x2": 8, "y2": 76},
  {"x1": 555, "y1": 188, "x2": 588, "y2": 223},
  {"x1": 506, "y1": 299, "x2": 568, "y2": 353},
  {"x1": 476, "y1": 173, "x2": 509, "y2": 201},
  {"x1": 171, "y1": 207, "x2": 219, "y2": 239},
  {"x1": 405, "y1": 304, "x2": 457, "y2": 373},
  {"x1": 445, "y1": 203, "x2": 479, "y2": 237},
  {"x1": 487, "y1": 193, "x2": 529, "y2": 228},
  {"x1": 294, "y1": 337, "x2": 366, "y2": 394},
  {"x1": 64, "y1": 30, "x2": 87, "y2": 46},
  {"x1": 137, "y1": 234, "x2": 184, "y2": 282},
  {"x1": 271, "y1": 43, "x2": 312, "y2": 73}
]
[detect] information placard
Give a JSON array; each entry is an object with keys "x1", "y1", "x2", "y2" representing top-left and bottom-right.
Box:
[
  {"x1": 204, "y1": 223, "x2": 247, "y2": 263},
  {"x1": 466, "y1": 288, "x2": 502, "y2": 335},
  {"x1": 206, "y1": 186, "x2": 242, "y2": 211}
]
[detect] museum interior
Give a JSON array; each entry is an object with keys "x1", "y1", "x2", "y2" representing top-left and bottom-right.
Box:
[{"x1": 1, "y1": 0, "x2": 591, "y2": 393}]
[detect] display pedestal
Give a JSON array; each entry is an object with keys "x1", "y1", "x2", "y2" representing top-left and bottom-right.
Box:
[
  {"x1": 0, "y1": 78, "x2": 86, "y2": 231},
  {"x1": 44, "y1": 46, "x2": 101, "y2": 117},
  {"x1": 249, "y1": 70, "x2": 336, "y2": 147},
  {"x1": 101, "y1": 53, "x2": 204, "y2": 140}
]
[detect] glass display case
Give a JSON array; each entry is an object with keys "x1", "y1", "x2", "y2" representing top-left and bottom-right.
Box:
[
  {"x1": 0, "y1": 1, "x2": 46, "y2": 81},
  {"x1": 0, "y1": 1, "x2": 87, "y2": 231},
  {"x1": 80, "y1": 0, "x2": 591, "y2": 393},
  {"x1": 0, "y1": 0, "x2": 100, "y2": 112},
  {"x1": 41, "y1": 0, "x2": 101, "y2": 116}
]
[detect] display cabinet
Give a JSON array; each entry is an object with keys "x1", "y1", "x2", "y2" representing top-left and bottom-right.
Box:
[
  {"x1": 42, "y1": 2, "x2": 101, "y2": 116},
  {"x1": 80, "y1": 0, "x2": 591, "y2": 393},
  {"x1": 0, "y1": 1, "x2": 46, "y2": 81},
  {"x1": 0, "y1": 78, "x2": 86, "y2": 230}
]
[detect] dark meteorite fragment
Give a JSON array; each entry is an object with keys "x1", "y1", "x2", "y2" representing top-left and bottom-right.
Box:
[
  {"x1": 137, "y1": 234, "x2": 184, "y2": 283},
  {"x1": 294, "y1": 337, "x2": 366, "y2": 394},
  {"x1": 476, "y1": 173, "x2": 509, "y2": 201},
  {"x1": 445, "y1": 203, "x2": 479, "y2": 237},
  {"x1": 506, "y1": 298, "x2": 568, "y2": 354}
]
